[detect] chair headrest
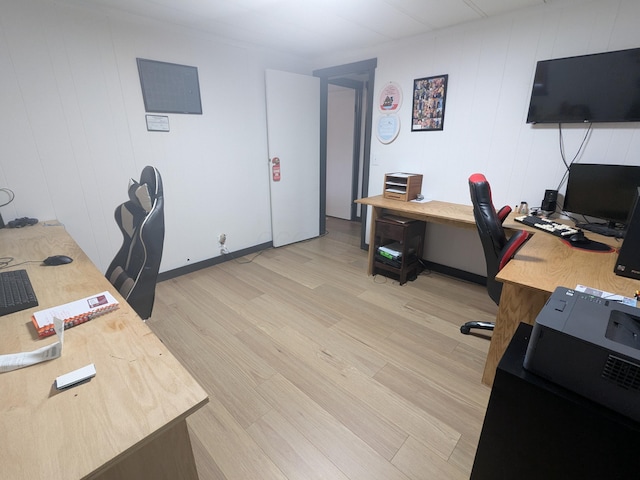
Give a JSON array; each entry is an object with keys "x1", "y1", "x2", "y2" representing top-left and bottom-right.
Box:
[
  {"x1": 127, "y1": 166, "x2": 163, "y2": 213},
  {"x1": 128, "y1": 180, "x2": 152, "y2": 213},
  {"x1": 469, "y1": 173, "x2": 492, "y2": 205}
]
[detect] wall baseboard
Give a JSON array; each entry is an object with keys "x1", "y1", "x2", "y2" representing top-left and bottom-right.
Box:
[
  {"x1": 360, "y1": 243, "x2": 487, "y2": 286},
  {"x1": 421, "y1": 260, "x2": 487, "y2": 286},
  {"x1": 158, "y1": 241, "x2": 273, "y2": 282}
]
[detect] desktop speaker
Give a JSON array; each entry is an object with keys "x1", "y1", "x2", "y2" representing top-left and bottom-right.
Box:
[
  {"x1": 614, "y1": 187, "x2": 640, "y2": 280},
  {"x1": 541, "y1": 189, "x2": 558, "y2": 213}
]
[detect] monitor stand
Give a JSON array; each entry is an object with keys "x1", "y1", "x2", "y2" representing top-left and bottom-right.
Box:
[{"x1": 575, "y1": 221, "x2": 626, "y2": 239}]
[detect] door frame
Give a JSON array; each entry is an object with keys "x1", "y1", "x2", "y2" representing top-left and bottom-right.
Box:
[{"x1": 313, "y1": 58, "x2": 377, "y2": 248}]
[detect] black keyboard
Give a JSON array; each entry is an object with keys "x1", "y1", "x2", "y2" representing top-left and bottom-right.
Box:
[
  {"x1": 515, "y1": 215, "x2": 580, "y2": 238},
  {"x1": 0, "y1": 269, "x2": 39, "y2": 316}
]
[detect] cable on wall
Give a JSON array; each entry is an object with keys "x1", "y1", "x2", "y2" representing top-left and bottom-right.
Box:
[{"x1": 556, "y1": 122, "x2": 593, "y2": 192}]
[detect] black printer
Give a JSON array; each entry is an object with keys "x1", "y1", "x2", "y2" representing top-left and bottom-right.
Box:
[{"x1": 524, "y1": 286, "x2": 640, "y2": 422}]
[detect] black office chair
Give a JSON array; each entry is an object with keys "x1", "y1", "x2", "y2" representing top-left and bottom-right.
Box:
[
  {"x1": 460, "y1": 173, "x2": 531, "y2": 334},
  {"x1": 106, "y1": 166, "x2": 165, "y2": 320}
]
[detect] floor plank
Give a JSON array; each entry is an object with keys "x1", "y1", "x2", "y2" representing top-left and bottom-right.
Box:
[{"x1": 148, "y1": 216, "x2": 493, "y2": 479}]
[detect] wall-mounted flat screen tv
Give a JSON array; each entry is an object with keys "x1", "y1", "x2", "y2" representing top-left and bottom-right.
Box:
[
  {"x1": 526, "y1": 47, "x2": 640, "y2": 124},
  {"x1": 137, "y1": 58, "x2": 202, "y2": 114}
]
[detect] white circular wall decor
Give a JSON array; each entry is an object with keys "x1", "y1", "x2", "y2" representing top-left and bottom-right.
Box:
[
  {"x1": 378, "y1": 82, "x2": 402, "y2": 113},
  {"x1": 376, "y1": 114, "x2": 400, "y2": 144}
]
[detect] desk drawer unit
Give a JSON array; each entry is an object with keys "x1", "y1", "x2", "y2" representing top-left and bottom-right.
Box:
[{"x1": 373, "y1": 216, "x2": 425, "y2": 284}]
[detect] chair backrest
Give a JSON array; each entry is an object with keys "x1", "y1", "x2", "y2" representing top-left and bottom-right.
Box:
[
  {"x1": 106, "y1": 166, "x2": 165, "y2": 319},
  {"x1": 469, "y1": 173, "x2": 510, "y2": 305}
]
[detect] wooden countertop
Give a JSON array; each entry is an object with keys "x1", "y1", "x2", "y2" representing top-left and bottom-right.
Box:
[
  {"x1": 0, "y1": 223, "x2": 208, "y2": 479},
  {"x1": 356, "y1": 195, "x2": 476, "y2": 229},
  {"x1": 496, "y1": 230, "x2": 637, "y2": 297}
]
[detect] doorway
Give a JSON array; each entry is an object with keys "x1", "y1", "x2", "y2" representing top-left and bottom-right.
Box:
[
  {"x1": 325, "y1": 80, "x2": 362, "y2": 221},
  {"x1": 313, "y1": 58, "x2": 377, "y2": 249}
]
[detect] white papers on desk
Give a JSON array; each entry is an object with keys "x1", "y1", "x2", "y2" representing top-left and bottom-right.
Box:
[
  {"x1": 31, "y1": 291, "x2": 119, "y2": 337},
  {"x1": 379, "y1": 243, "x2": 403, "y2": 257},
  {"x1": 575, "y1": 285, "x2": 637, "y2": 307},
  {"x1": 387, "y1": 172, "x2": 412, "y2": 178},
  {"x1": 0, "y1": 317, "x2": 64, "y2": 373}
]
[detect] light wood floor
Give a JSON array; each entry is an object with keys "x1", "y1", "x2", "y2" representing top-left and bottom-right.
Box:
[{"x1": 148, "y1": 217, "x2": 496, "y2": 480}]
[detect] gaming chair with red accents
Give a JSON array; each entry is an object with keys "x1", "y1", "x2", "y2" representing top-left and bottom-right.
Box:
[{"x1": 460, "y1": 173, "x2": 531, "y2": 334}]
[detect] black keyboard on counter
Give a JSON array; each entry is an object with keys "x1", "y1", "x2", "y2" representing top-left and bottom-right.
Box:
[
  {"x1": 515, "y1": 215, "x2": 580, "y2": 238},
  {"x1": 0, "y1": 269, "x2": 39, "y2": 316}
]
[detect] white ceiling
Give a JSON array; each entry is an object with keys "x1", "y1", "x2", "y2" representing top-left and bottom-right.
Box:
[{"x1": 54, "y1": 0, "x2": 553, "y2": 57}]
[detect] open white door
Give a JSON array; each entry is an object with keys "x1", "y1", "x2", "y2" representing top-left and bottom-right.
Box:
[{"x1": 265, "y1": 69, "x2": 320, "y2": 247}]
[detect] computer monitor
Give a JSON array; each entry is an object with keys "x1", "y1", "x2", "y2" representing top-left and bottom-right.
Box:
[
  {"x1": 563, "y1": 163, "x2": 640, "y2": 237},
  {"x1": 614, "y1": 187, "x2": 640, "y2": 279}
]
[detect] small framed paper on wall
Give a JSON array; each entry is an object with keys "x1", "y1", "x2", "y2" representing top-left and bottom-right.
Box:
[{"x1": 146, "y1": 115, "x2": 170, "y2": 132}]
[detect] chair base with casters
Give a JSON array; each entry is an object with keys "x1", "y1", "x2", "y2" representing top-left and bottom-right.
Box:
[
  {"x1": 460, "y1": 321, "x2": 494, "y2": 334},
  {"x1": 460, "y1": 173, "x2": 531, "y2": 335}
]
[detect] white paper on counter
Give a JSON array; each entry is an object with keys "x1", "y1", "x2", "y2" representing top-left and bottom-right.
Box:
[
  {"x1": 575, "y1": 285, "x2": 637, "y2": 307},
  {"x1": 0, "y1": 317, "x2": 64, "y2": 373}
]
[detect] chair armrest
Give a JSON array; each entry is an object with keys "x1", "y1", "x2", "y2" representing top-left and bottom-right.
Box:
[
  {"x1": 497, "y1": 205, "x2": 512, "y2": 224},
  {"x1": 498, "y1": 230, "x2": 531, "y2": 271}
]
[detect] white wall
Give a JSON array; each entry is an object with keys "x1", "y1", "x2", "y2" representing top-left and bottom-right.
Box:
[
  {"x1": 0, "y1": 0, "x2": 311, "y2": 274},
  {"x1": 3, "y1": 0, "x2": 640, "y2": 279},
  {"x1": 318, "y1": 0, "x2": 640, "y2": 275}
]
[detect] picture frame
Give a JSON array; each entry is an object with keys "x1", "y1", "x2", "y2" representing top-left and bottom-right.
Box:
[{"x1": 411, "y1": 74, "x2": 448, "y2": 131}]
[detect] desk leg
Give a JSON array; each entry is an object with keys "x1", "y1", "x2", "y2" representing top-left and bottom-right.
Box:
[
  {"x1": 367, "y1": 206, "x2": 382, "y2": 275},
  {"x1": 92, "y1": 419, "x2": 199, "y2": 480},
  {"x1": 481, "y1": 284, "x2": 549, "y2": 387}
]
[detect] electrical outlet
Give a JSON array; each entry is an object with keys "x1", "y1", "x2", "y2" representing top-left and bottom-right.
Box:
[{"x1": 218, "y1": 233, "x2": 229, "y2": 255}]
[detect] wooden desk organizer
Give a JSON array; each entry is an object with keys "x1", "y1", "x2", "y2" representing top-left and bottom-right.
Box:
[{"x1": 383, "y1": 173, "x2": 423, "y2": 201}]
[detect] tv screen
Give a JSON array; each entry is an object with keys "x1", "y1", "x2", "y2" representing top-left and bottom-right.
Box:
[
  {"x1": 563, "y1": 164, "x2": 640, "y2": 232},
  {"x1": 526, "y1": 48, "x2": 640, "y2": 124}
]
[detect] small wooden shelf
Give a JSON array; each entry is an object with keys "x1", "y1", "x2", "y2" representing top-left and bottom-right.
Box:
[
  {"x1": 383, "y1": 173, "x2": 423, "y2": 202},
  {"x1": 373, "y1": 216, "x2": 425, "y2": 284}
]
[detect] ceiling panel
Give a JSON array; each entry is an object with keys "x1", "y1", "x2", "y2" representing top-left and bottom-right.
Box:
[
  {"x1": 145, "y1": 0, "x2": 246, "y2": 18},
  {"x1": 52, "y1": 0, "x2": 559, "y2": 57},
  {"x1": 317, "y1": 0, "x2": 431, "y2": 38},
  {"x1": 383, "y1": 0, "x2": 485, "y2": 27},
  {"x1": 221, "y1": 5, "x2": 385, "y2": 43},
  {"x1": 469, "y1": 0, "x2": 547, "y2": 16}
]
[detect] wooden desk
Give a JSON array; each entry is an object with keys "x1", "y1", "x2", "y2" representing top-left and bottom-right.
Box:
[
  {"x1": 482, "y1": 226, "x2": 638, "y2": 386},
  {"x1": 0, "y1": 223, "x2": 208, "y2": 479},
  {"x1": 356, "y1": 196, "x2": 640, "y2": 387},
  {"x1": 356, "y1": 195, "x2": 476, "y2": 275}
]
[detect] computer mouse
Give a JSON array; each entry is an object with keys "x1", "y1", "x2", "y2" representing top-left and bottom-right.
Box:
[
  {"x1": 569, "y1": 232, "x2": 589, "y2": 245},
  {"x1": 43, "y1": 255, "x2": 73, "y2": 266}
]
